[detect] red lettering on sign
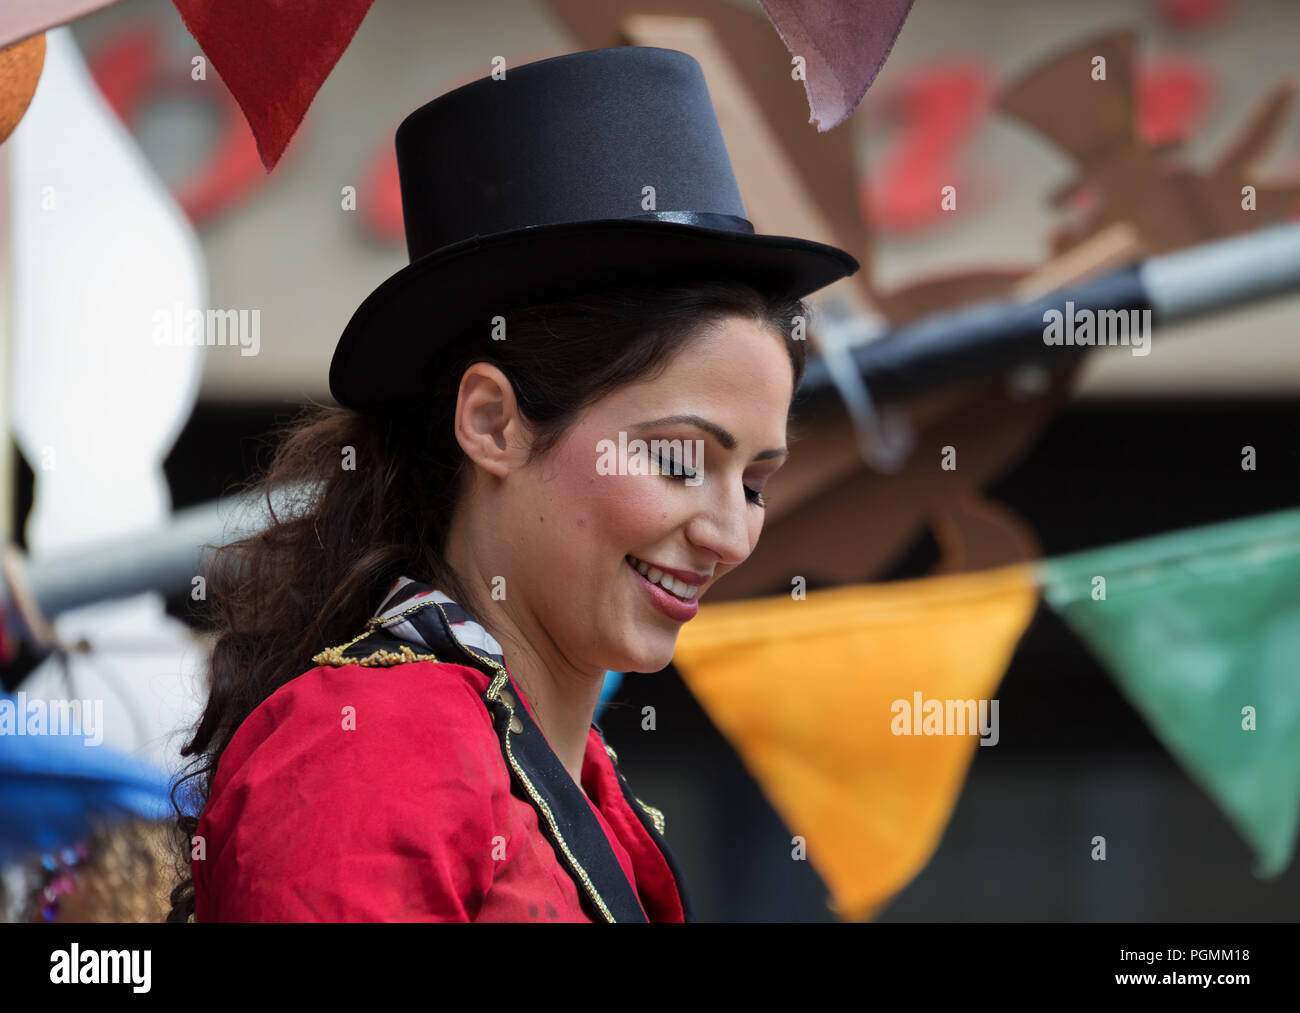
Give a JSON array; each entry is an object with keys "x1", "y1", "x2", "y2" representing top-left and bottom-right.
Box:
[
  {"x1": 860, "y1": 62, "x2": 992, "y2": 235},
  {"x1": 88, "y1": 24, "x2": 278, "y2": 226}
]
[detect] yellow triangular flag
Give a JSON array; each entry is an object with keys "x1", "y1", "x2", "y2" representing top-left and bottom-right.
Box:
[{"x1": 673, "y1": 563, "x2": 1039, "y2": 920}]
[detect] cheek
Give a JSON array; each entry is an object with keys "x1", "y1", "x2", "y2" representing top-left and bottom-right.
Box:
[
  {"x1": 540, "y1": 436, "x2": 670, "y2": 563},
  {"x1": 577, "y1": 472, "x2": 670, "y2": 548}
]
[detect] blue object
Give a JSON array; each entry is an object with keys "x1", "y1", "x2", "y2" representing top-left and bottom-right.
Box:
[
  {"x1": 0, "y1": 692, "x2": 174, "y2": 865},
  {"x1": 1, "y1": 672, "x2": 627, "y2": 865},
  {"x1": 595, "y1": 670, "x2": 624, "y2": 721}
]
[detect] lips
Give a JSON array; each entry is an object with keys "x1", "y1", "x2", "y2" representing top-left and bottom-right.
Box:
[
  {"x1": 625, "y1": 554, "x2": 703, "y2": 600},
  {"x1": 626, "y1": 555, "x2": 700, "y2": 622}
]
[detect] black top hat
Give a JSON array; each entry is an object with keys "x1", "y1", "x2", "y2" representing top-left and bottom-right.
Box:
[{"x1": 329, "y1": 46, "x2": 861, "y2": 411}]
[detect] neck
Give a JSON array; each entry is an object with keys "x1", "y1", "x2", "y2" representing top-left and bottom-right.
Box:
[
  {"x1": 445, "y1": 547, "x2": 605, "y2": 795},
  {"x1": 502, "y1": 637, "x2": 604, "y2": 797}
]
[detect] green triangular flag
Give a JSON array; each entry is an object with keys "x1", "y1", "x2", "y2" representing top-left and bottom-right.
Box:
[{"x1": 1040, "y1": 507, "x2": 1300, "y2": 876}]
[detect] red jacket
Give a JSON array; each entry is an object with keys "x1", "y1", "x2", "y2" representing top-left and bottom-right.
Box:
[{"x1": 193, "y1": 581, "x2": 694, "y2": 922}]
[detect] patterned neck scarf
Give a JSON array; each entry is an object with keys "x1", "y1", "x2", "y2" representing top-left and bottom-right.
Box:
[{"x1": 373, "y1": 576, "x2": 508, "y2": 669}]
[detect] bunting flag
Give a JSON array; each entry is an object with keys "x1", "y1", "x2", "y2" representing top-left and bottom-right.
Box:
[
  {"x1": 668, "y1": 507, "x2": 1300, "y2": 920},
  {"x1": 1040, "y1": 506, "x2": 1300, "y2": 878},
  {"x1": 671, "y1": 563, "x2": 1039, "y2": 921},
  {"x1": 0, "y1": 1, "x2": 126, "y2": 50},
  {"x1": 0, "y1": 32, "x2": 45, "y2": 145},
  {"x1": 759, "y1": 0, "x2": 917, "y2": 131},
  {"x1": 169, "y1": 0, "x2": 376, "y2": 171}
]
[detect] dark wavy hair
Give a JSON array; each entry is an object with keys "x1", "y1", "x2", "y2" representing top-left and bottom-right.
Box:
[{"x1": 164, "y1": 277, "x2": 810, "y2": 922}]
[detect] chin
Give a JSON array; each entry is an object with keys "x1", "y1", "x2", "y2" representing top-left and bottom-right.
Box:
[{"x1": 616, "y1": 642, "x2": 676, "y2": 676}]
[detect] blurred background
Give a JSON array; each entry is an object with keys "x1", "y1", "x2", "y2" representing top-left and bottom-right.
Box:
[{"x1": 1, "y1": 0, "x2": 1298, "y2": 921}]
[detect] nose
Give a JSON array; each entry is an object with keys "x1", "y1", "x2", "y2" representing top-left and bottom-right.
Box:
[{"x1": 684, "y1": 480, "x2": 757, "y2": 570}]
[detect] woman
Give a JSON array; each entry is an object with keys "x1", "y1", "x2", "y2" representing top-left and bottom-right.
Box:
[{"x1": 166, "y1": 46, "x2": 858, "y2": 922}]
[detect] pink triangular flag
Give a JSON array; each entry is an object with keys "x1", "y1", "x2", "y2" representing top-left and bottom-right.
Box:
[{"x1": 760, "y1": 0, "x2": 915, "y2": 131}]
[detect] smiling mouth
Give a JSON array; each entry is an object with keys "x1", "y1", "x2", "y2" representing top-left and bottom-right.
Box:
[{"x1": 625, "y1": 554, "x2": 701, "y2": 601}]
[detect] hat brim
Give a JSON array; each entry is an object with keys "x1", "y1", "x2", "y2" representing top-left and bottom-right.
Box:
[{"x1": 329, "y1": 218, "x2": 860, "y2": 410}]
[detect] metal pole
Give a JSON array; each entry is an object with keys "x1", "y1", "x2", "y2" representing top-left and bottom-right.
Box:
[{"x1": 3, "y1": 224, "x2": 1299, "y2": 653}]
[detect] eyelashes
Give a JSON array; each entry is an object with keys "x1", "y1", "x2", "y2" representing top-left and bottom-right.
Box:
[{"x1": 655, "y1": 453, "x2": 767, "y2": 508}]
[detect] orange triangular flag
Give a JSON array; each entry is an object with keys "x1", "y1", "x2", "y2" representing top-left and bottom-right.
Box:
[{"x1": 673, "y1": 563, "x2": 1038, "y2": 920}]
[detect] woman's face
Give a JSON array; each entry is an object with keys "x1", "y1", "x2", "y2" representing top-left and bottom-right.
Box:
[{"x1": 489, "y1": 312, "x2": 795, "y2": 676}]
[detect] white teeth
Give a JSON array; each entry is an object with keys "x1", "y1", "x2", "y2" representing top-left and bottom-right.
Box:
[{"x1": 626, "y1": 555, "x2": 699, "y2": 600}]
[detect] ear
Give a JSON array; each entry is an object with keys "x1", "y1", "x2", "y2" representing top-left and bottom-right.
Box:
[{"x1": 452, "y1": 362, "x2": 530, "y2": 480}]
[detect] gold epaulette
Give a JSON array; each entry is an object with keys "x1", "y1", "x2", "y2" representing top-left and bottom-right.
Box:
[{"x1": 311, "y1": 625, "x2": 441, "y2": 668}]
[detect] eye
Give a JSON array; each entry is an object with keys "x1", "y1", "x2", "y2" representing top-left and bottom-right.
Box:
[{"x1": 655, "y1": 453, "x2": 767, "y2": 509}]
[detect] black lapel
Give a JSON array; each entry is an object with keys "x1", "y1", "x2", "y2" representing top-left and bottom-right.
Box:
[
  {"x1": 406, "y1": 598, "x2": 650, "y2": 923},
  {"x1": 593, "y1": 720, "x2": 698, "y2": 923}
]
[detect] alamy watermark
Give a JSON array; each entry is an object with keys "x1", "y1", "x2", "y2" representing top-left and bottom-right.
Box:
[
  {"x1": 891, "y1": 691, "x2": 999, "y2": 746},
  {"x1": 0, "y1": 692, "x2": 105, "y2": 746},
  {"x1": 50, "y1": 944, "x2": 150, "y2": 992},
  {"x1": 1043, "y1": 301, "x2": 1150, "y2": 356},
  {"x1": 596, "y1": 432, "x2": 704, "y2": 485},
  {"x1": 152, "y1": 302, "x2": 260, "y2": 356}
]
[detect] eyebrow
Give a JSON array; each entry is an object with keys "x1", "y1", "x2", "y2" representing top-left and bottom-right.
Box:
[{"x1": 631, "y1": 414, "x2": 789, "y2": 461}]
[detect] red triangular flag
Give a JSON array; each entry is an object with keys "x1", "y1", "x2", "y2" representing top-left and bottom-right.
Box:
[{"x1": 170, "y1": 0, "x2": 375, "y2": 171}]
